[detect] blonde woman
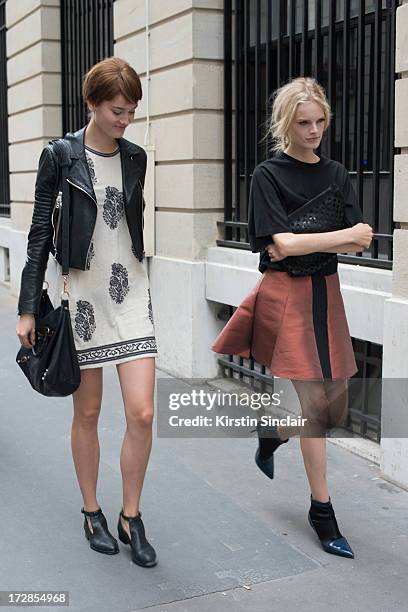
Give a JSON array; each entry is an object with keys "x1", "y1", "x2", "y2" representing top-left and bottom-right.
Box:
[
  {"x1": 212, "y1": 77, "x2": 373, "y2": 558},
  {"x1": 16, "y1": 58, "x2": 157, "y2": 567}
]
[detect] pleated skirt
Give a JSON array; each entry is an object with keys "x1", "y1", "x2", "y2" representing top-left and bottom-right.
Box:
[{"x1": 211, "y1": 269, "x2": 357, "y2": 381}]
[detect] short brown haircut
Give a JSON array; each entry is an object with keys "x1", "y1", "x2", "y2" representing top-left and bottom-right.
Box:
[{"x1": 82, "y1": 57, "x2": 142, "y2": 107}]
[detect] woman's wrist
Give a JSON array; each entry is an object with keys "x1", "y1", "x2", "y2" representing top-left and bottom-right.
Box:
[
  {"x1": 343, "y1": 226, "x2": 355, "y2": 242},
  {"x1": 285, "y1": 228, "x2": 352, "y2": 256}
]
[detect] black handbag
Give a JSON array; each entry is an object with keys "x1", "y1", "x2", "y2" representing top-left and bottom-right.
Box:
[
  {"x1": 16, "y1": 139, "x2": 81, "y2": 397},
  {"x1": 282, "y1": 183, "x2": 346, "y2": 277}
]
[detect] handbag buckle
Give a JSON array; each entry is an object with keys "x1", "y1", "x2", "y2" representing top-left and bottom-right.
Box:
[
  {"x1": 61, "y1": 275, "x2": 70, "y2": 299},
  {"x1": 37, "y1": 325, "x2": 53, "y2": 338}
]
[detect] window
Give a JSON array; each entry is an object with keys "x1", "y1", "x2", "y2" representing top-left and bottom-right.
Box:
[
  {"x1": 61, "y1": 0, "x2": 114, "y2": 134},
  {"x1": 0, "y1": 0, "x2": 10, "y2": 218}
]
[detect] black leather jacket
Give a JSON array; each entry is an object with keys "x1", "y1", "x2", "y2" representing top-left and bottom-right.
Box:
[{"x1": 17, "y1": 126, "x2": 147, "y2": 316}]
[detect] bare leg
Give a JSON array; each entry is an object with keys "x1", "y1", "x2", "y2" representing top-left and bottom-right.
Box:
[
  {"x1": 299, "y1": 436, "x2": 329, "y2": 502},
  {"x1": 71, "y1": 368, "x2": 103, "y2": 532},
  {"x1": 291, "y1": 379, "x2": 349, "y2": 503},
  {"x1": 324, "y1": 379, "x2": 349, "y2": 430},
  {"x1": 116, "y1": 357, "x2": 155, "y2": 538}
]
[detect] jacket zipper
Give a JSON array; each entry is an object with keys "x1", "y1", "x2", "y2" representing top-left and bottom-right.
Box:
[
  {"x1": 66, "y1": 178, "x2": 97, "y2": 205},
  {"x1": 66, "y1": 178, "x2": 97, "y2": 267},
  {"x1": 51, "y1": 192, "x2": 62, "y2": 254},
  {"x1": 138, "y1": 179, "x2": 145, "y2": 231}
]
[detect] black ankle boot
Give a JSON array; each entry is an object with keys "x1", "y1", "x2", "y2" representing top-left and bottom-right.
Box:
[
  {"x1": 308, "y1": 496, "x2": 354, "y2": 558},
  {"x1": 118, "y1": 510, "x2": 157, "y2": 567},
  {"x1": 81, "y1": 507, "x2": 119, "y2": 555},
  {"x1": 254, "y1": 422, "x2": 288, "y2": 479}
]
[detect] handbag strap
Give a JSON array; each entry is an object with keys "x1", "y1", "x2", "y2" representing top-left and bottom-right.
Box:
[{"x1": 50, "y1": 139, "x2": 72, "y2": 280}]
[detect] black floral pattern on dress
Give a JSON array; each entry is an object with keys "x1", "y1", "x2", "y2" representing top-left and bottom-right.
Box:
[
  {"x1": 103, "y1": 186, "x2": 124, "y2": 229},
  {"x1": 85, "y1": 152, "x2": 97, "y2": 185},
  {"x1": 109, "y1": 263, "x2": 129, "y2": 304},
  {"x1": 75, "y1": 300, "x2": 96, "y2": 342},
  {"x1": 85, "y1": 240, "x2": 95, "y2": 270},
  {"x1": 148, "y1": 288, "x2": 154, "y2": 325}
]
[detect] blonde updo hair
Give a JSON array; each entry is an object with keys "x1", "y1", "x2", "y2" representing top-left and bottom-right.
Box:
[{"x1": 267, "y1": 77, "x2": 332, "y2": 153}]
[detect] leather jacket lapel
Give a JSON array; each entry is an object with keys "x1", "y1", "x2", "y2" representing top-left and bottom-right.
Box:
[
  {"x1": 119, "y1": 140, "x2": 145, "y2": 261},
  {"x1": 66, "y1": 126, "x2": 97, "y2": 203},
  {"x1": 65, "y1": 125, "x2": 143, "y2": 206},
  {"x1": 119, "y1": 138, "x2": 142, "y2": 205}
]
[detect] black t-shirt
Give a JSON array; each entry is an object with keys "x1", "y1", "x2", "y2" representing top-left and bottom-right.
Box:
[{"x1": 247, "y1": 151, "x2": 364, "y2": 273}]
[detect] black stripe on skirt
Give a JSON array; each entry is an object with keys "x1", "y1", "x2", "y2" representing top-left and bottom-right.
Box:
[{"x1": 311, "y1": 275, "x2": 332, "y2": 380}]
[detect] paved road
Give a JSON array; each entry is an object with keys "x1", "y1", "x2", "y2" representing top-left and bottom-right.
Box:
[{"x1": 1, "y1": 285, "x2": 406, "y2": 611}]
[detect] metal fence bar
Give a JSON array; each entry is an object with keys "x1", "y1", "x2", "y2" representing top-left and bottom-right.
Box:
[
  {"x1": 224, "y1": 0, "x2": 233, "y2": 241},
  {"x1": 234, "y1": 0, "x2": 242, "y2": 243},
  {"x1": 0, "y1": 0, "x2": 10, "y2": 218},
  {"x1": 355, "y1": 1, "x2": 365, "y2": 251},
  {"x1": 300, "y1": 0, "x2": 308, "y2": 80},
  {"x1": 67, "y1": 0, "x2": 74, "y2": 130},
  {"x1": 265, "y1": 0, "x2": 272, "y2": 159},
  {"x1": 387, "y1": 0, "x2": 397, "y2": 262},
  {"x1": 314, "y1": 0, "x2": 322, "y2": 81},
  {"x1": 341, "y1": 0, "x2": 350, "y2": 168},
  {"x1": 277, "y1": 0, "x2": 283, "y2": 87},
  {"x1": 327, "y1": 0, "x2": 336, "y2": 160},
  {"x1": 254, "y1": 0, "x2": 260, "y2": 167},
  {"x1": 371, "y1": 0, "x2": 381, "y2": 260},
  {"x1": 243, "y1": 0, "x2": 250, "y2": 235},
  {"x1": 288, "y1": 0, "x2": 295, "y2": 79}
]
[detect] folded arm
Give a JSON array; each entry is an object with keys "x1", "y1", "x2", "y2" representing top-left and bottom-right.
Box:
[
  {"x1": 269, "y1": 224, "x2": 373, "y2": 258},
  {"x1": 323, "y1": 243, "x2": 364, "y2": 254}
]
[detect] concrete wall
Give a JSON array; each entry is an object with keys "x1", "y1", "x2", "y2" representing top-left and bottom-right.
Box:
[
  {"x1": 1, "y1": 0, "x2": 62, "y2": 300},
  {"x1": 113, "y1": 0, "x2": 224, "y2": 377},
  {"x1": 380, "y1": 0, "x2": 408, "y2": 489}
]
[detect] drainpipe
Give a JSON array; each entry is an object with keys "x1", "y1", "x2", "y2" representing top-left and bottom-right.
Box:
[
  {"x1": 144, "y1": 0, "x2": 150, "y2": 147},
  {"x1": 142, "y1": 0, "x2": 155, "y2": 257}
]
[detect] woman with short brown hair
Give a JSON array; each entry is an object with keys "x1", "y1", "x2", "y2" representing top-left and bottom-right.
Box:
[{"x1": 16, "y1": 57, "x2": 157, "y2": 567}]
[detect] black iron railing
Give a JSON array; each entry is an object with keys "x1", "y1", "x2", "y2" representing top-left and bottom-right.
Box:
[
  {"x1": 347, "y1": 337, "x2": 382, "y2": 441},
  {"x1": 221, "y1": 0, "x2": 399, "y2": 269},
  {"x1": 0, "y1": 0, "x2": 10, "y2": 218},
  {"x1": 61, "y1": 0, "x2": 114, "y2": 135}
]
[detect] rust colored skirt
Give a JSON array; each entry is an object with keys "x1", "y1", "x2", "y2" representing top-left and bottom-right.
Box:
[{"x1": 211, "y1": 270, "x2": 357, "y2": 381}]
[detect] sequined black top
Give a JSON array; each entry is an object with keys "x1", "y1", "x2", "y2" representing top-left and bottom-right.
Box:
[{"x1": 248, "y1": 151, "x2": 364, "y2": 273}]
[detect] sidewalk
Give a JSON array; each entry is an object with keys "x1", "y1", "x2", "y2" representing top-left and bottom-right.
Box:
[{"x1": 1, "y1": 284, "x2": 406, "y2": 612}]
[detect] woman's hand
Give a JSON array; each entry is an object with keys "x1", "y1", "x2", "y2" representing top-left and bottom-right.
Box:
[
  {"x1": 16, "y1": 314, "x2": 36, "y2": 349},
  {"x1": 348, "y1": 223, "x2": 374, "y2": 249},
  {"x1": 265, "y1": 242, "x2": 286, "y2": 262}
]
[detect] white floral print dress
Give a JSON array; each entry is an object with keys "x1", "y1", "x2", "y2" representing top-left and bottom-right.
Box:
[{"x1": 47, "y1": 144, "x2": 157, "y2": 369}]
